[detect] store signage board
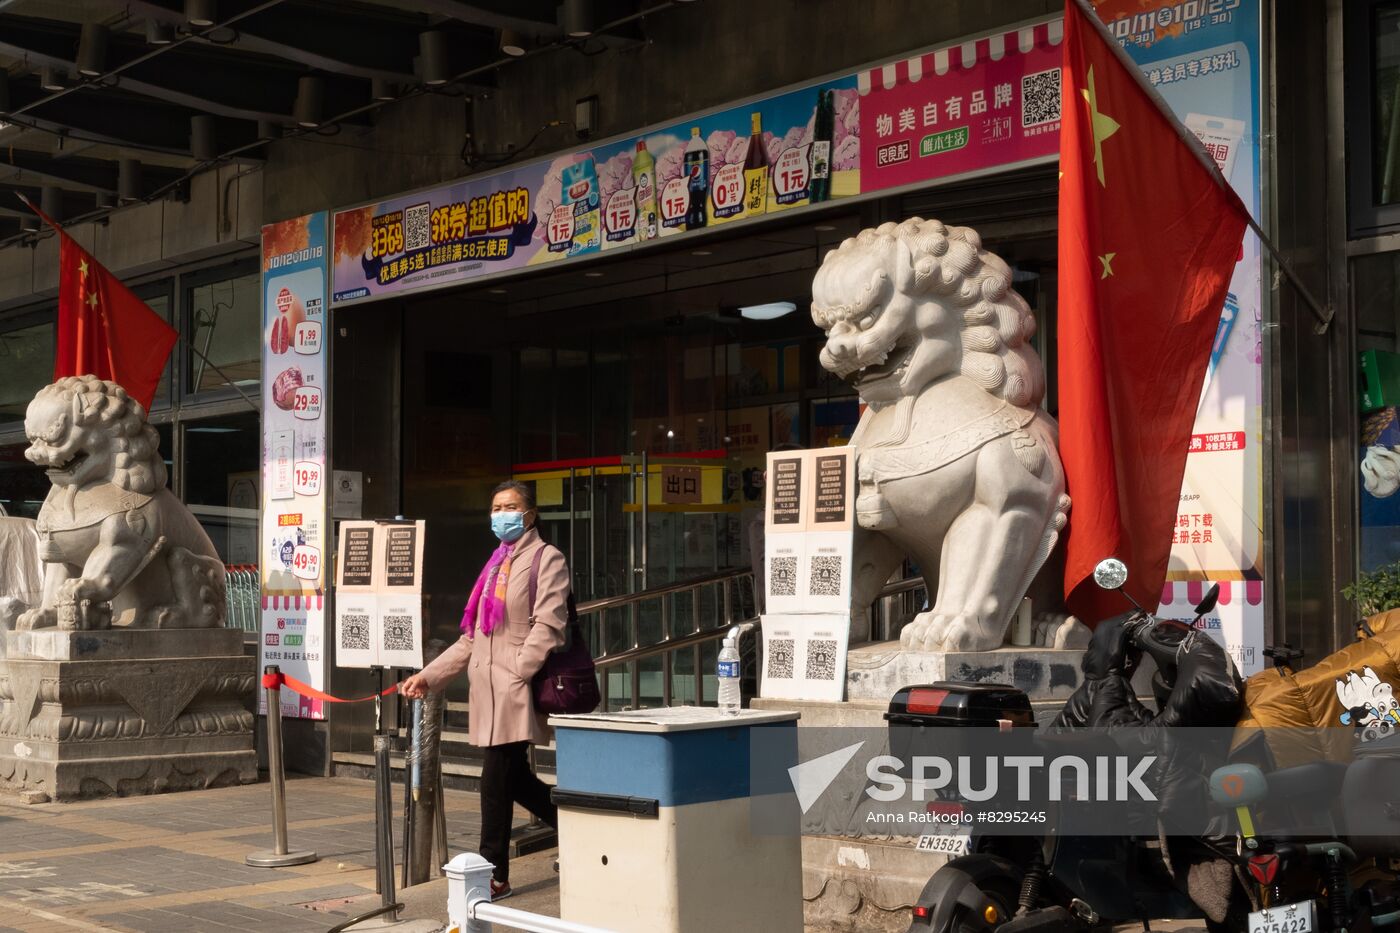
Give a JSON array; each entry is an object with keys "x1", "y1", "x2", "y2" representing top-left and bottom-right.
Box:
[
  {"x1": 762, "y1": 446, "x2": 857, "y2": 702},
  {"x1": 259, "y1": 212, "x2": 330, "y2": 720},
  {"x1": 1094, "y1": 0, "x2": 1266, "y2": 675},
  {"x1": 334, "y1": 520, "x2": 426, "y2": 670},
  {"x1": 329, "y1": 20, "x2": 1064, "y2": 307}
]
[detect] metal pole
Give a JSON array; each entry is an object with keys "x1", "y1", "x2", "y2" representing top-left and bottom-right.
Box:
[
  {"x1": 374, "y1": 732, "x2": 398, "y2": 913},
  {"x1": 245, "y1": 665, "x2": 318, "y2": 867},
  {"x1": 639, "y1": 451, "x2": 649, "y2": 590},
  {"x1": 433, "y1": 758, "x2": 449, "y2": 875},
  {"x1": 408, "y1": 689, "x2": 445, "y2": 885}
]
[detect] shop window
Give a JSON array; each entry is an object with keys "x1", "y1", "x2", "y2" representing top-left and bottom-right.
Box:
[
  {"x1": 182, "y1": 412, "x2": 259, "y2": 564},
  {"x1": 1347, "y1": 0, "x2": 1400, "y2": 235},
  {"x1": 0, "y1": 311, "x2": 55, "y2": 429},
  {"x1": 185, "y1": 266, "x2": 260, "y2": 397},
  {"x1": 1355, "y1": 251, "x2": 1400, "y2": 352},
  {"x1": 0, "y1": 442, "x2": 48, "y2": 519}
]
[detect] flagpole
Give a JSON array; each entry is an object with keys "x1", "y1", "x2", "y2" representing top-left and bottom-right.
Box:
[{"x1": 1070, "y1": 0, "x2": 1334, "y2": 333}]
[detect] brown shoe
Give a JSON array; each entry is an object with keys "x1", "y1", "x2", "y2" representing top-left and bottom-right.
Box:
[{"x1": 490, "y1": 879, "x2": 512, "y2": 901}]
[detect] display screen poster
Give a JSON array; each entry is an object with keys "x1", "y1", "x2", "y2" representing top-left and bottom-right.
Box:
[
  {"x1": 1096, "y1": 0, "x2": 1266, "y2": 675},
  {"x1": 259, "y1": 212, "x2": 330, "y2": 718}
]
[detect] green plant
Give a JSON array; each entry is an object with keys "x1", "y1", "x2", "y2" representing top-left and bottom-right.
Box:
[{"x1": 1343, "y1": 561, "x2": 1400, "y2": 618}]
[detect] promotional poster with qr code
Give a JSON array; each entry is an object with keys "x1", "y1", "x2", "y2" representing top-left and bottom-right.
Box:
[
  {"x1": 762, "y1": 447, "x2": 856, "y2": 702},
  {"x1": 333, "y1": 520, "x2": 425, "y2": 669}
]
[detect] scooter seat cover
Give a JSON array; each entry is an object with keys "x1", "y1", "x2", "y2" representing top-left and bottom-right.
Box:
[{"x1": 1233, "y1": 615, "x2": 1400, "y2": 768}]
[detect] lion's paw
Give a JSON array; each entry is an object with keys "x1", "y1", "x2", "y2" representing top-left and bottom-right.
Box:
[
  {"x1": 901, "y1": 612, "x2": 951, "y2": 651},
  {"x1": 941, "y1": 614, "x2": 1007, "y2": 652},
  {"x1": 16, "y1": 607, "x2": 56, "y2": 631}
]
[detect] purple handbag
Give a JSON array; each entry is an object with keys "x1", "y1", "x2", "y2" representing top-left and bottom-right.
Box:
[{"x1": 526, "y1": 545, "x2": 600, "y2": 716}]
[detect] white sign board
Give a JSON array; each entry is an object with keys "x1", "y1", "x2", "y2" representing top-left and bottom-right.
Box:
[{"x1": 334, "y1": 519, "x2": 425, "y2": 669}]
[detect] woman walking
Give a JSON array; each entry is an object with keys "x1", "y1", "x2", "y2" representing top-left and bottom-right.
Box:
[{"x1": 400, "y1": 480, "x2": 566, "y2": 900}]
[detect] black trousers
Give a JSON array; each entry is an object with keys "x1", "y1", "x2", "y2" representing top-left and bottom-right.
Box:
[{"x1": 479, "y1": 741, "x2": 558, "y2": 883}]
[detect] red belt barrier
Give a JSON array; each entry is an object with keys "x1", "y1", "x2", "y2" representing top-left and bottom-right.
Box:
[{"x1": 261, "y1": 671, "x2": 400, "y2": 703}]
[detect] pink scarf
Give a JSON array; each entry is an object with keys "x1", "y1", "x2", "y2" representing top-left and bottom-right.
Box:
[{"x1": 460, "y1": 540, "x2": 515, "y2": 636}]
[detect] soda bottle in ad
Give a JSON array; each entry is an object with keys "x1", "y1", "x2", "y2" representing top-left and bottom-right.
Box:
[
  {"x1": 684, "y1": 126, "x2": 709, "y2": 230},
  {"x1": 742, "y1": 111, "x2": 769, "y2": 218},
  {"x1": 810, "y1": 89, "x2": 835, "y2": 203},
  {"x1": 633, "y1": 138, "x2": 658, "y2": 241}
]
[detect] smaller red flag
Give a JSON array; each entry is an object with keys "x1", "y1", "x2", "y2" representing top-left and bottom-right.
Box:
[{"x1": 28, "y1": 200, "x2": 178, "y2": 412}]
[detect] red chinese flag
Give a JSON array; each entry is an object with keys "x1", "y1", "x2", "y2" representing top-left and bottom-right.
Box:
[
  {"x1": 1057, "y1": 0, "x2": 1248, "y2": 622},
  {"x1": 38, "y1": 206, "x2": 178, "y2": 412}
]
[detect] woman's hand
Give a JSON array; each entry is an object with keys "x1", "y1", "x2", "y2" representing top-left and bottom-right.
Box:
[{"x1": 399, "y1": 673, "x2": 432, "y2": 699}]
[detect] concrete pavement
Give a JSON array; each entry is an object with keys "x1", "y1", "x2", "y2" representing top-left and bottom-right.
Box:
[{"x1": 0, "y1": 776, "x2": 558, "y2": 933}]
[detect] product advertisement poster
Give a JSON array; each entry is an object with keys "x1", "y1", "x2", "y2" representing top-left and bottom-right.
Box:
[
  {"x1": 260, "y1": 212, "x2": 330, "y2": 718},
  {"x1": 330, "y1": 21, "x2": 1076, "y2": 307},
  {"x1": 1096, "y1": 0, "x2": 1266, "y2": 675}
]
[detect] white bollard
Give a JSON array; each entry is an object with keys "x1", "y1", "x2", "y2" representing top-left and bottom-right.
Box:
[{"x1": 444, "y1": 853, "x2": 495, "y2": 932}]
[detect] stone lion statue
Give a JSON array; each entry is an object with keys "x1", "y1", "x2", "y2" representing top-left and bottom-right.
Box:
[
  {"x1": 8, "y1": 376, "x2": 226, "y2": 631},
  {"x1": 811, "y1": 219, "x2": 1069, "y2": 651}
]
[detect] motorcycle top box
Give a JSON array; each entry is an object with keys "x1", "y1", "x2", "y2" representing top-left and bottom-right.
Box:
[{"x1": 885, "y1": 682, "x2": 1037, "y2": 729}]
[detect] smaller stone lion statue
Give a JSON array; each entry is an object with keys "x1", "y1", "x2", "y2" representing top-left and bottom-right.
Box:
[
  {"x1": 10, "y1": 376, "x2": 226, "y2": 631},
  {"x1": 812, "y1": 218, "x2": 1069, "y2": 652}
]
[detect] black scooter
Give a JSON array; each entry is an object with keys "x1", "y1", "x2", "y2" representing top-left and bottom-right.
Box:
[{"x1": 903, "y1": 558, "x2": 1244, "y2": 933}]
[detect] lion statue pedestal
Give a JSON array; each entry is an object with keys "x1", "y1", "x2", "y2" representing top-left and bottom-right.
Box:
[{"x1": 0, "y1": 377, "x2": 255, "y2": 800}]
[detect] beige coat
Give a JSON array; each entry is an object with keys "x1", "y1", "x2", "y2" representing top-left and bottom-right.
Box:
[{"x1": 419, "y1": 528, "x2": 568, "y2": 746}]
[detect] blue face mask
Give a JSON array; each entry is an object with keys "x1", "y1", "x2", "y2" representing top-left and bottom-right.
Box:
[{"x1": 491, "y1": 510, "x2": 527, "y2": 543}]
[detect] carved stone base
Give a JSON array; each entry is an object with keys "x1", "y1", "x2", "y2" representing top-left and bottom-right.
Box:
[{"x1": 0, "y1": 628, "x2": 256, "y2": 800}]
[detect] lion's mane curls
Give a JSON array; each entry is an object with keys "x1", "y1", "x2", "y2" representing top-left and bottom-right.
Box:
[{"x1": 35, "y1": 375, "x2": 166, "y2": 494}]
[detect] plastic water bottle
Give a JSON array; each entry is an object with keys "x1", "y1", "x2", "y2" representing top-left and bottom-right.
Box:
[{"x1": 717, "y1": 630, "x2": 741, "y2": 715}]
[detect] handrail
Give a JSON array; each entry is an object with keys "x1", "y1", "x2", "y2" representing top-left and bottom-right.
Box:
[{"x1": 574, "y1": 567, "x2": 747, "y2": 614}]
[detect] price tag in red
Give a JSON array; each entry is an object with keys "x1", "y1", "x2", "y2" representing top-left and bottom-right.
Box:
[
  {"x1": 291, "y1": 544, "x2": 321, "y2": 582},
  {"x1": 659, "y1": 177, "x2": 689, "y2": 226},
  {"x1": 547, "y1": 204, "x2": 574, "y2": 248},
  {"x1": 293, "y1": 321, "x2": 321, "y2": 355},
  {"x1": 292, "y1": 460, "x2": 321, "y2": 496},
  {"x1": 710, "y1": 163, "x2": 744, "y2": 218},
  {"x1": 772, "y1": 145, "x2": 812, "y2": 203},
  {"x1": 604, "y1": 189, "x2": 637, "y2": 239},
  {"x1": 292, "y1": 386, "x2": 322, "y2": 421}
]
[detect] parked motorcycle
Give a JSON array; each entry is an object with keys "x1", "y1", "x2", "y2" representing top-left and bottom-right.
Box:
[{"x1": 900, "y1": 558, "x2": 1400, "y2": 933}]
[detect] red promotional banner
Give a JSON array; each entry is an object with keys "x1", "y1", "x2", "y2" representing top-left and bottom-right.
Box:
[{"x1": 858, "y1": 21, "x2": 1064, "y2": 192}]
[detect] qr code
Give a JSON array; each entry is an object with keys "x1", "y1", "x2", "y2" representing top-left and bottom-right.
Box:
[
  {"x1": 341, "y1": 614, "x2": 371, "y2": 651},
  {"x1": 808, "y1": 556, "x2": 844, "y2": 597},
  {"x1": 805, "y1": 639, "x2": 839, "y2": 681},
  {"x1": 404, "y1": 202, "x2": 431, "y2": 251},
  {"x1": 1021, "y1": 68, "x2": 1061, "y2": 127},
  {"x1": 768, "y1": 639, "x2": 795, "y2": 679},
  {"x1": 770, "y1": 556, "x2": 797, "y2": 596},
  {"x1": 382, "y1": 614, "x2": 415, "y2": 652}
]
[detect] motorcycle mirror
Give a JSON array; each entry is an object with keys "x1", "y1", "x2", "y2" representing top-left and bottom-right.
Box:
[
  {"x1": 1194, "y1": 583, "x2": 1220, "y2": 616},
  {"x1": 1092, "y1": 558, "x2": 1129, "y2": 591}
]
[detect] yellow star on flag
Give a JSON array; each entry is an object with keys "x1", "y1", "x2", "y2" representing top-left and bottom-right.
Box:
[
  {"x1": 78, "y1": 258, "x2": 89, "y2": 279},
  {"x1": 1099, "y1": 252, "x2": 1117, "y2": 278},
  {"x1": 86, "y1": 291, "x2": 99, "y2": 310},
  {"x1": 1081, "y1": 65, "x2": 1121, "y2": 188}
]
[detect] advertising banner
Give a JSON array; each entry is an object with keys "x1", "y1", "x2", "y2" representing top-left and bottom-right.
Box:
[
  {"x1": 331, "y1": 21, "x2": 1068, "y2": 306},
  {"x1": 1096, "y1": 0, "x2": 1266, "y2": 675},
  {"x1": 260, "y1": 212, "x2": 330, "y2": 719}
]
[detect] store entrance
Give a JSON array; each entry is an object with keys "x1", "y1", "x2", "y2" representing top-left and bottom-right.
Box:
[{"x1": 333, "y1": 190, "x2": 1060, "y2": 664}]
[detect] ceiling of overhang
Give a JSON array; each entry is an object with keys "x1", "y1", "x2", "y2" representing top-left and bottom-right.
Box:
[{"x1": 0, "y1": 0, "x2": 666, "y2": 251}]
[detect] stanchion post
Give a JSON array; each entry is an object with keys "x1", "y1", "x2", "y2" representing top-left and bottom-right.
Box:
[
  {"x1": 373, "y1": 732, "x2": 399, "y2": 916},
  {"x1": 246, "y1": 665, "x2": 318, "y2": 867}
]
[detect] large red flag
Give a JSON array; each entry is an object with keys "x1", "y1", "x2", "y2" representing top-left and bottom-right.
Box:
[
  {"x1": 31, "y1": 202, "x2": 178, "y2": 413},
  {"x1": 1058, "y1": 0, "x2": 1249, "y2": 622}
]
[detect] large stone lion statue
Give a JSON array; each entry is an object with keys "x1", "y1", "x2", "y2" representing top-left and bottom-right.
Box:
[
  {"x1": 812, "y1": 218, "x2": 1069, "y2": 651},
  {"x1": 8, "y1": 376, "x2": 226, "y2": 631}
]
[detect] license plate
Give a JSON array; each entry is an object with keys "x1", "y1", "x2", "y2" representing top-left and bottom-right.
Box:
[
  {"x1": 916, "y1": 830, "x2": 971, "y2": 856},
  {"x1": 1248, "y1": 899, "x2": 1315, "y2": 933}
]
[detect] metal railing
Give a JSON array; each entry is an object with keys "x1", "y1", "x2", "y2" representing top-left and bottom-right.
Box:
[
  {"x1": 578, "y1": 568, "x2": 928, "y2": 710},
  {"x1": 225, "y1": 564, "x2": 260, "y2": 635}
]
